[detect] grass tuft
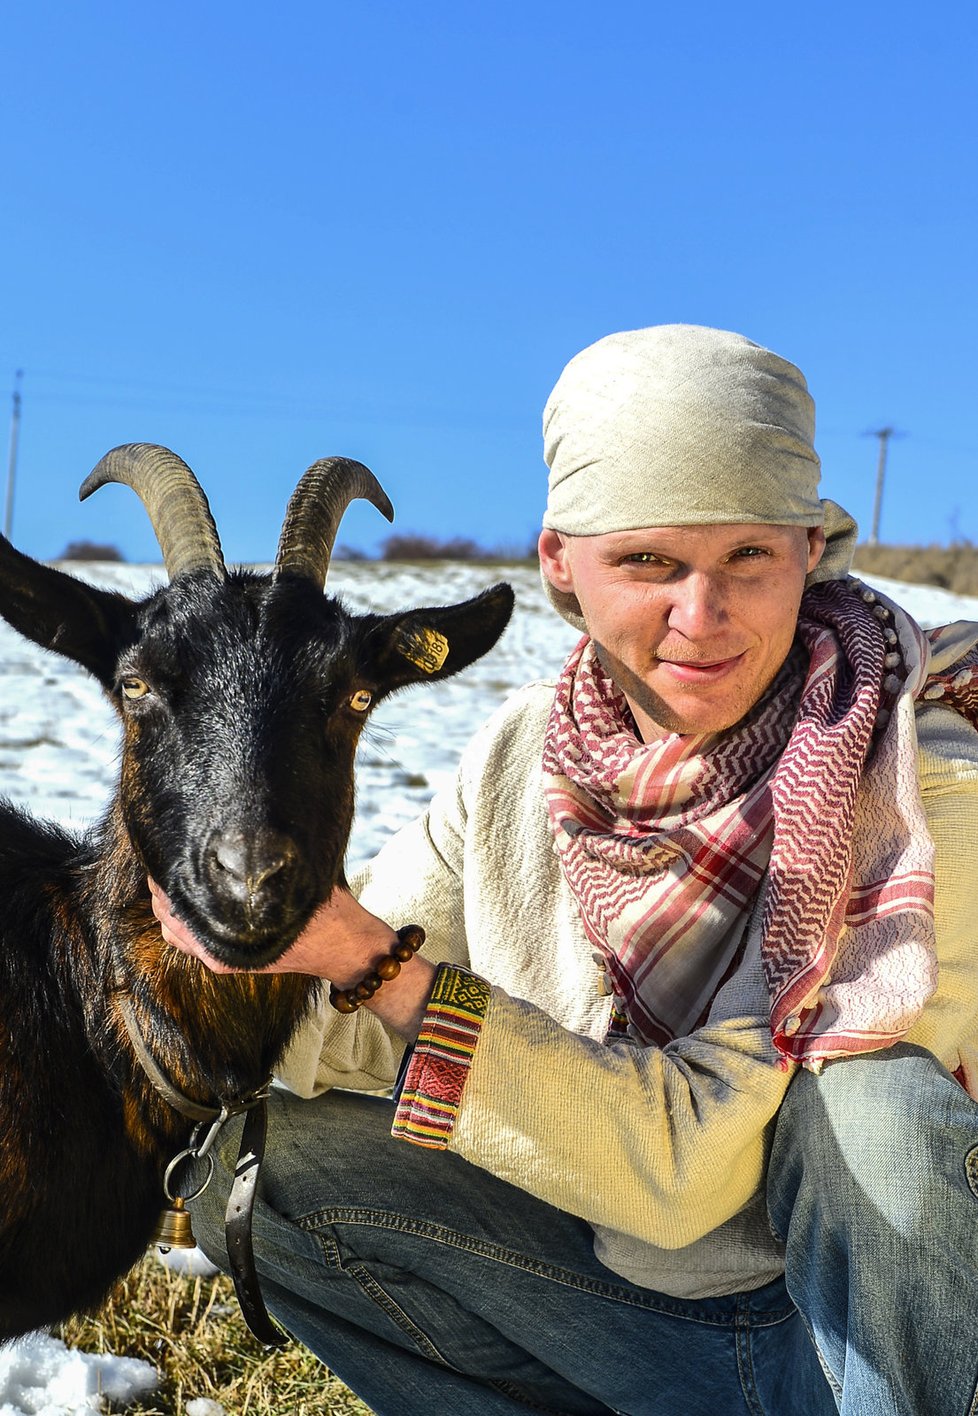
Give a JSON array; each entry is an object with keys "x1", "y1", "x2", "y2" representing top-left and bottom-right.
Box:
[{"x1": 57, "y1": 1254, "x2": 373, "y2": 1415}]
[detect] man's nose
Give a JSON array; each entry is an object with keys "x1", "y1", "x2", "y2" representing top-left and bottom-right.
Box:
[{"x1": 665, "y1": 573, "x2": 728, "y2": 638}]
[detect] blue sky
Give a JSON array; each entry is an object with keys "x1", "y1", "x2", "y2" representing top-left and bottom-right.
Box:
[{"x1": 2, "y1": 2, "x2": 975, "y2": 564}]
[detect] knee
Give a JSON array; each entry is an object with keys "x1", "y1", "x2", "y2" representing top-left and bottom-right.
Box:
[{"x1": 770, "y1": 1044, "x2": 978, "y2": 1242}]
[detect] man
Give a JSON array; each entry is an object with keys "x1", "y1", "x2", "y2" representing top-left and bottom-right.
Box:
[{"x1": 159, "y1": 325, "x2": 978, "y2": 1415}]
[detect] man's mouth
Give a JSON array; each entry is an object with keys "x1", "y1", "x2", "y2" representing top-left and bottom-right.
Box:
[{"x1": 655, "y1": 653, "x2": 746, "y2": 683}]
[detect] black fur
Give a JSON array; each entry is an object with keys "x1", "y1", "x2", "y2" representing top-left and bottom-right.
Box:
[{"x1": 0, "y1": 530, "x2": 513, "y2": 1337}]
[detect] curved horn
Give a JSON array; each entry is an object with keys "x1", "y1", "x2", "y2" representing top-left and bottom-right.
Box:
[
  {"x1": 79, "y1": 444, "x2": 226, "y2": 582},
  {"x1": 273, "y1": 457, "x2": 394, "y2": 590}
]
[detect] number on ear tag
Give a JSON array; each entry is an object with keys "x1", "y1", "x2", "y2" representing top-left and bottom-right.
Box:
[{"x1": 394, "y1": 626, "x2": 450, "y2": 674}]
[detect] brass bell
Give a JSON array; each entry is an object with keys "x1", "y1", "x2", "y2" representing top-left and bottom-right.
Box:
[{"x1": 151, "y1": 1196, "x2": 197, "y2": 1252}]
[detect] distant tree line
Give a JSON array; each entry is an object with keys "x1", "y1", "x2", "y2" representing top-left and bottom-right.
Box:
[
  {"x1": 54, "y1": 534, "x2": 538, "y2": 564},
  {"x1": 54, "y1": 536, "x2": 978, "y2": 594},
  {"x1": 57, "y1": 540, "x2": 126, "y2": 562},
  {"x1": 335, "y1": 532, "x2": 539, "y2": 563}
]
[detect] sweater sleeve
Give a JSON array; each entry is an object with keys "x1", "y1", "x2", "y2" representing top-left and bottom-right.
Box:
[
  {"x1": 904, "y1": 703, "x2": 978, "y2": 1072},
  {"x1": 393, "y1": 926, "x2": 793, "y2": 1252}
]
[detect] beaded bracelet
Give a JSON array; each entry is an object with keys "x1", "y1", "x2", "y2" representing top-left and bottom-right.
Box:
[{"x1": 328, "y1": 924, "x2": 426, "y2": 1014}]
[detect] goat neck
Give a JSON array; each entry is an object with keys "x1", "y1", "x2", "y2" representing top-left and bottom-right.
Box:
[{"x1": 83, "y1": 813, "x2": 319, "y2": 1147}]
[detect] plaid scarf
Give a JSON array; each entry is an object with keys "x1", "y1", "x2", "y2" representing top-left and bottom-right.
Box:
[{"x1": 542, "y1": 579, "x2": 978, "y2": 1066}]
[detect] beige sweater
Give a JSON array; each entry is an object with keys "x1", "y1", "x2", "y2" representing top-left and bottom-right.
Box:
[{"x1": 277, "y1": 683, "x2": 978, "y2": 1299}]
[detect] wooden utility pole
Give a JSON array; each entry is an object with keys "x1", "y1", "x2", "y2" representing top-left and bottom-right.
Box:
[
  {"x1": 866, "y1": 425, "x2": 898, "y2": 546},
  {"x1": 4, "y1": 370, "x2": 23, "y2": 542}
]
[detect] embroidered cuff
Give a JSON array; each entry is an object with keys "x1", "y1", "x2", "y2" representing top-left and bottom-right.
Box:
[{"x1": 391, "y1": 964, "x2": 491, "y2": 1149}]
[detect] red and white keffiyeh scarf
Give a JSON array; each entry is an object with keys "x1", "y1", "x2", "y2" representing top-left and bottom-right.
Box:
[{"x1": 542, "y1": 578, "x2": 978, "y2": 1066}]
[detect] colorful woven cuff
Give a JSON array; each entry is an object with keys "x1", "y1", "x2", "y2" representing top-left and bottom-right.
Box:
[{"x1": 391, "y1": 964, "x2": 491, "y2": 1149}]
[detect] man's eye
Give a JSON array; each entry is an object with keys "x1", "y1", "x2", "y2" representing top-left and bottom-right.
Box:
[
  {"x1": 625, "y1": 553, "x2": 669, "y2": 565},
  {"x1": 732, "y1": 546, "x2": 769, "y2": 559}
]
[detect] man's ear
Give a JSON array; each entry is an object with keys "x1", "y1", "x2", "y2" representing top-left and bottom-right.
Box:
[
  {"x1": 806, "y1": 525, "x2": 827, "y2": 575},
  {"x1": 537, "y1": 528, "x2": 574, "y2": 593}
]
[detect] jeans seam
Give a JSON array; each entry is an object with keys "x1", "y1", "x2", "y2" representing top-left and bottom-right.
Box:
[
  {"x1": 313, "y1": 1228, "x2": 611, "y2": 1412},
  {"x1": 309, "y1": 1225, "x2": 451, "y2": 1365},
  {"x1": 737, "y1": 1302, "x2": 771, "y2": 1416},
  {"x1": 295, "y1": 1205, "x2": 797, "y2": 1329},
  {"x1": 311, "y1": 1225, "x2": 342, "y2": 1268},
  {"x1": 344, "y1": 1258, "x2": 450, "y2": 1365}
]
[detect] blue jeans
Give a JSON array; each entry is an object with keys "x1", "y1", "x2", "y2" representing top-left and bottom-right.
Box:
[{"x1": 193, "y1": 1044, "x2": 978, "y2": 1414}]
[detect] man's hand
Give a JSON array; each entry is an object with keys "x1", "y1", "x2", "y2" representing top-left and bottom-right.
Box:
[{"x1": 149, "y1": 879, "x2": 436, "y2": 1040}]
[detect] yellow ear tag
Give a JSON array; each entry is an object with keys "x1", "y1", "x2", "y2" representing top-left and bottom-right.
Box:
[{"x1": 395, "y1": 626, "x2": 450, "y2": 674}]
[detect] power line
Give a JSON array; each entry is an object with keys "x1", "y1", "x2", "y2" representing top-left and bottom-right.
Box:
[{"x1": 0, "y1": 357, "x2": 526, "y2": 430}]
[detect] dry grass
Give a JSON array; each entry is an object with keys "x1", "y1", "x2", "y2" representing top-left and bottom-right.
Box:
[
  {"x1": 852, "y1": 542, "x2": 978, "y2": 596},
  {"x1": 57, "y1": 1254, "x2": 373, "y2": 1415}
]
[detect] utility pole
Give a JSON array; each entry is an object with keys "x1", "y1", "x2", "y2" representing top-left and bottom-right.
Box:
[
  {"x1": 5, "y1": 370, "x2": 23, "y2": 542},
  {"x1": 865, "y1": 425, "x2": 901, "y2": 546}
]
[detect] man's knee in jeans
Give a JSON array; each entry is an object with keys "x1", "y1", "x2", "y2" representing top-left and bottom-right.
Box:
[{"x1": 769, "y1": 1042, "x2": 978, "y2": 1244}]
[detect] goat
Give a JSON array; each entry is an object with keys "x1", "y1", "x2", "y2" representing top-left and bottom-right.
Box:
[{"x1": 0, "y1": 444, "x2": 513, "y2": 1340}]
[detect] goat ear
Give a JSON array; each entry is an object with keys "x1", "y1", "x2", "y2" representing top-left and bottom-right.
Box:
[
  {"x1": 0, "y1": 537, "x2": 138, "y2": 687},
  {"x1": 367, "y1": 582, "x2": 515, "y2": 692}
]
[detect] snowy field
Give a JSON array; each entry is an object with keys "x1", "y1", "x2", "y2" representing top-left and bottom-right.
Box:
[
  {"x1": 0, "y1": 560, "x2": 581, "y2": 863},
  {"x1": 1, "y1": 559, "x2": 977, "y2": 1414}
]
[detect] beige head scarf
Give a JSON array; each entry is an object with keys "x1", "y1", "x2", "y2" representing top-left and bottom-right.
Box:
[{"x1": 542, "y1": 324, "x2": 857, "y2": 629}]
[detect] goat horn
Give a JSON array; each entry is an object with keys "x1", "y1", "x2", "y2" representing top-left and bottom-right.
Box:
[
  {"x1": 274, "y1": 457, "x2": 394, "y2": 590},
  {"x1": 79, "y1": 444, "x2": 226, "y2": 582}
]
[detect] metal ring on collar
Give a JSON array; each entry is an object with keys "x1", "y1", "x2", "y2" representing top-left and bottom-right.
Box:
[{"x1": 163, "y1": 1147, "x2": 216, "y2": 1204}]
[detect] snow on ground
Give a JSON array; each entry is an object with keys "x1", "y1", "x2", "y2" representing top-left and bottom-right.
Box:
[
  {"x1": 0, "y1": 560, "x2": 581, "y2": 857},
  {"x1": 0, "y1": 1333, "x2": 157, "y2": 1416},
  {"x1": 5, "y1": 560, "x2": 974, "y2": 851},
  {"x1": 0, "y1": 559, "x2": 975, "y2": 1414},
  {"x1": 858, "y1": 574, "x2": 978, "y2": 631}
]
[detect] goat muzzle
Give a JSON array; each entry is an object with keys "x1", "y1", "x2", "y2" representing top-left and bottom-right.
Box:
[
  {"x1": 183, "y1": 827, "x2": 316, "y2": 958},
  {"x1": 204, "y1": 828, "x2": 299, "y2": 910}
]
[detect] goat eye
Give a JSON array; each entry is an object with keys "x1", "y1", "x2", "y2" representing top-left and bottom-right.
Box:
[
  {"x1": 348, "y1": 689, "x2": 372, "y2": 712},
  {"x1": 121, "y1": 677, "x2": 150, "y2": 700}
]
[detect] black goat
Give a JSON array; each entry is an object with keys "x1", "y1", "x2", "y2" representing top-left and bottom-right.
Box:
[{"x1": 0, "y1": 444, "x2": 513, "y2": 1340}]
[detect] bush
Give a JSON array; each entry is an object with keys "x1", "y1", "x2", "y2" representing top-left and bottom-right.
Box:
[
  {"x1": 379, "y1": 533, "x2": 486, "y2": 561},
  {"x1": 58, "y1": 539, "x2": 126, "y2": 562}
]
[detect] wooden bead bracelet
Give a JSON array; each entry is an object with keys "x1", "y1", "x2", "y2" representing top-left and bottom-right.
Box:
[{"x1": 328, "y1": 924, "x2": 426, "y2": 1014}]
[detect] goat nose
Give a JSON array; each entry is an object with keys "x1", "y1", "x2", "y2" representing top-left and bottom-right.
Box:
[{"x1": 204, "y1": 829, "x2": 298, "y2": 905}]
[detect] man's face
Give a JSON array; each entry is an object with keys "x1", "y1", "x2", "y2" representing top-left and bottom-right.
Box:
[{"x1": 539, "y1": 522, "x2": 826, "y2": 740}]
